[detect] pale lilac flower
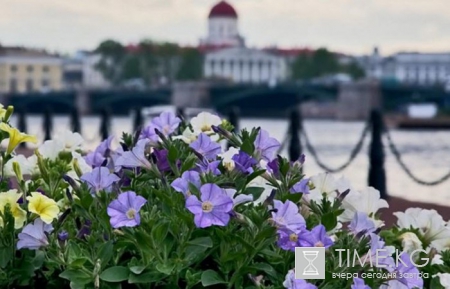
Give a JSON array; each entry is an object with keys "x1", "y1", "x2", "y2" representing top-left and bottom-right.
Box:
[
  {"x1": 189, "y1": 133, "x2": 221, "y2": 160},
  {"x1": 58, "y1": 231, "x2": 69, "y2": 241},
  {"x1": 17, "y1": 218, "x2": 53, "y2": 250},
  {"x1": 351, "y1": 278, "x2": 370, "y2": 289},
  {"x1": 298, "y1": 224, "x2": 334, "y2": 248},
  {"x1": 254, "y1": 129, "x2": 280, "y2": 162},
  {"x1": 196, "y1": 159, "x2": 221, "y2": 175},
  {"x1": 277, "y1": 228, "x2": 302, "y2": 251},
  {"x1": 368, "y1": 233, "x2": 396, "y2": 270},
  {"x1": 185, "y1": 183, "x2": 233, "y2": 228},
  {"x1": 224, "y1": 188, "x2": 253, "y2": 207},
  {"x1": 386, "y1": 253, "x2": 424, "y2": 289},
  {"x1": 290, "y1": 179, "x2": 310, "y2": 194},
  {"x1": 115, "y1": 140, "x2": 152, "y2": 170},
  {"x1": 349, "y1": 212, "x2": 376, "y2": 236},
  {"x1": 232, "y1": 151, "x2": 257, "y2": 174},
  {"x1": 80, "y1": 167, "x2": 120, "y2": 195},
  {"x1": 140, "y1": 111, "x2": 181, "y2": 141},
  {"x1": 283, "y1": 270, "x2": 317, "y2": 289},
  {"x1": 171, "y1": 171, "x2": 201, "y2": 198},
  {"x1": 84, "y1": 136, "x2": 114, "y2": 167},
  {"x1": 271, "y1": 200, "x2": 306, "y2": 233},
  {"x1": 107, "y1": 191, "x2": 147, "y2": 228}
]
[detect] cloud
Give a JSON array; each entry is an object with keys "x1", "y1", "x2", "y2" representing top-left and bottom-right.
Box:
[{"x1": 0, "y1": 0, "x2": 449, "y2": 55}]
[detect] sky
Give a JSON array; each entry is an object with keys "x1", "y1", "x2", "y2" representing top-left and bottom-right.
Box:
[{"x1": 1, "y1": 0, "x2": 450, "y2": 56}]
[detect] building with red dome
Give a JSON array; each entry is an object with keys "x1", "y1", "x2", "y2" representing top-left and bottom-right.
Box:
[{"x1": 201, "y1": 1, "x2": 287, "y2": 85}]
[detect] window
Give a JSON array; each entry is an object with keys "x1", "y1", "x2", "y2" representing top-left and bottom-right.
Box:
[
  {"x1": 42, "y1": 79, "x2": 50, "y2": 87},
  {"x1": 43, "y1": 66, "x2": 50, "y2": 73},
  {"x1": 26, "y1": 79, "x2": 34, "y2": 92},
  {"x1": 10, "y1": 79, "x2": 18, "y2": 93},
  {"x1": 27, "y1": 65, "x2": 34, "y2": 73},
  {"x1": 10, "y1": 65, "x2": 17, "y2": 72}
]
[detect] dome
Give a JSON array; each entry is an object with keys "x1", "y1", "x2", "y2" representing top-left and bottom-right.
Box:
[{"x1": 209, "y1": 1, "x2": 238, "y2": 19}]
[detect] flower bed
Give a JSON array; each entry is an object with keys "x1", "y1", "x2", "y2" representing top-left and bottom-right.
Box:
[{"x1": 0, "y1": 105, "x2": 449, "y2": 289}]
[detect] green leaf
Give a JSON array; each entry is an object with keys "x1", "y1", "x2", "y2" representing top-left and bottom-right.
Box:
[
  {"x1": 155, "y1": 263, "x2": 175, "y2": 275},
  {"x1": 285, "y1": 192, "x2": 302, "y2": 204},
  {"x1": 247, "y1": 263, "x2": 277, "y2": 278},
  {"x1": 99, "y1": 266, "x2": 129, "y2": 283},
  {"x1": 128, "y1": 272, "x2": 164, "y2": 284},
  {"x1": 60, "y1": 269, "x2": 92, "y2": 285},
  {"x1": 244, "y1": 187, "x2": 265, "y2": 201},
  {"x1": 201, "y1": 270, "x2": 227, "y2": 287},
  {"x1": 0, "y1": 247, "x2": 12, "y2": 268},
  {"x1": 321, "y1": 212, "x2": 338, "y2": 231},
  {"x1": 69, "y1": 257, "x2": 89, "y2": 269},
  {"x1": 129, "y1": 266, "x2": 146, "y2": 275},
  {"x1": 168, "y1": 145, "x2": 179, "y2": 163},
  {"x1": 98, "y1": 241, "x2": 114, "y2": 265},
  {"x1": 186, "y1": 237, "x2": 213, "y2": 248}
]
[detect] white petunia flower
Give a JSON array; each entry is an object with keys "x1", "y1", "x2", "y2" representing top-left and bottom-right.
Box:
[
  {"x1": 399, "y1": 232, "x2": 422, "y2": 258},
  {"x1": 436, "y1": 273, "x2": 450, "y2": 289},
  {"x1": 394, "y1": 208, "x2": 450, "y2": 251},
  {"x1": 190, "y1": 112, "x2": 222, "y2": 135},
  {"x1": 54, "y1": 130, "x2": 84, "y2": 151},
  {"x1": 431, "y1": 254, "x2": 444, "y2": 265},
  {"x1": 305, "y1": 173, "x2": 338, "y2": 203},
  {"x1": 219, "y1": 147, "x2": 239, "y2": 171},
  {"x1": 4, "y1": 155, "x2": 38, "y2": 177},
  {"x1": 38, "y1": 140, "x2": 65, "y2": 160},
  {"x1": 224, "y1": 188, "x2": 253, "y2": 207},
  {"x1": 339, "y1": 186, "x2": 389, "y2": 228}
]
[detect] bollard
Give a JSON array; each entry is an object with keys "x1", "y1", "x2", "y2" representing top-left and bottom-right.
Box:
[
  {"x1": 368, "y1": 109, "x2": 388, "y2": 199},
  {"x1": 176, "y1": 107, "x2": 185, "y2": 120},
  {"x1": 43, "y1": 107, "x2": 52, "y2": 141},
  {"x1": 133, "y1": 107, "x2": 143, "y2": 132},
  {"x1": 70, "y1": 107, "x2": 81, "y2": 133},
  {"x1": 18, "y1": 108, "x2": 27, "y2": 148},
  {"x1": 288, "y1": 108, "x2": 302, "y2": 162},
  {"x1": 99, "y1": 108, "x2": 111, "y2": 141},
  {"x1": 227, "y1": 107, "x2": 239, "y2": 149}
]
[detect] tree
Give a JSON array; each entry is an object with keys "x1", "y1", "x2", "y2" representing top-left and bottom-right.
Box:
[
  {"x1": 176, "y1": 48, "x2": 203, "y2": 80},
  {"x1": 94, "y1": 39, "x2": 126, "y2": 85}
]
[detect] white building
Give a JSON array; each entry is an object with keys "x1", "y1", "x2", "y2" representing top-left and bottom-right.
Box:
[
  {"x1": 201, "y1": 1, "x2": 287, "y2": 85},
  {"x1": 82, "y1": 52, "x2": 111, "y2": 90},
  {"x1": 359, "y1": 47, "x2": 450, "y2": 86}
]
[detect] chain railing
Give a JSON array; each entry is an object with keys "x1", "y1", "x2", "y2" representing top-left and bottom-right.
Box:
[
  {"x1": 384, "y1": 128, "x2": 450, "y2": 186},
  {"x1": 301, "y1": 119, "x2": 371, "y2": 173}
]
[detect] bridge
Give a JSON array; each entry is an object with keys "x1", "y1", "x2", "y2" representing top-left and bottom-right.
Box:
[{"x1": 2, "y1": 80, "x2": 450, "y2": 118}]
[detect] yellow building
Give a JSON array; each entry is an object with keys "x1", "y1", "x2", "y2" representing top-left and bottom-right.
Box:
[{"x1": 0, "y1": 47, "x2": 63, "y2": 94}]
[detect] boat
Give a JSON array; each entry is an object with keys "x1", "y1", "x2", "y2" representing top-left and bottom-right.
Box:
[
  {"x1": 140, "y1": 105, "x2": 220, "y2": 121},
  {"x1": 388, "y1": 103, "x2": 450, "y2": 130}
]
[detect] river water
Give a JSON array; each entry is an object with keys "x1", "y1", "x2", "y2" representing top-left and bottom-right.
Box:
[{"x1": 10, "y1": 115, "x2": 450, "y2": 206}]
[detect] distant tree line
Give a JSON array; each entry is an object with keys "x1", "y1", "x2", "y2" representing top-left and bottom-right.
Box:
[
  {"x1": 291, "y1": 48, "x2": 365, "y2": 80},
  {"x1": 94, "y1": 39, "x2": 203, "y2": 87}
]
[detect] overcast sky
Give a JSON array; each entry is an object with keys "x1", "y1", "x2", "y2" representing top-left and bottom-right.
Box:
[{"x1": 1, "y1": 0, "x2": 450, "y2": 56}]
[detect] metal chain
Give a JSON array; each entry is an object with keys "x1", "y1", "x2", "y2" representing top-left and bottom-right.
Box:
[
  {"x1": 301, "y1": 120, "x2": 371, "y2": 173},
  {"x1": 384, "y1": 128, "x2": 450, "y2": 186}
]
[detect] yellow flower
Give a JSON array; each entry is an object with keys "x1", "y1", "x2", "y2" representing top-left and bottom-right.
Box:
[
  {"x1": 0, "y1": 190, "x2": 27, "y2": 229},
  {"x1": 27, "y1": 192, "x2": 60, "y2": 224},
  {"x1": 0, "y1": 123, "x2": 38, "y2": 154},
  {"x1": 0, "y1": 104, "x2": 7, "y2": 119}
]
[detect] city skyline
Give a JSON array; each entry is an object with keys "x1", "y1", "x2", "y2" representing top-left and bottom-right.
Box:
[{"x1": 1, "y1": 0, "x2": 450, "y2": 56}]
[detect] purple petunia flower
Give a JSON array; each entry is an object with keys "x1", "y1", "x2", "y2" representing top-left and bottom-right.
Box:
[
  {"x1": 196, "y1": 159, "x2": 221, "y2": 175},
  {"x1": 224, "y1": 189, "x2": 253, "y2": 207},
  {"x1": 107, "y1": 191, "x2": 147, "y2": 228},
  {"x1": 80, "y1": 167, "x2": 120, "y2": 195},
  {"x1": 267, "y1": 158, "x2": 280, "y2": 178},
  {"x1": 367, "y1": 233, "x2": 396, "y2": 270},
  {"x1": 115, "y1": 140, "x2": 152, "y2": 170},
  {"x1": 254, "y1": 129, "x2": 280, "y2": 162},
  {"x1": 387, "y1": 252, "x2": 424, "y2": 289},
  {"x1": 185, "y1": 183, "x2": 233, "y2": 228},
  {"x1": 232, "y1": 151, "x2": 257, "y2": 174},
  {"x1": 76, "y1": 220, "x2": 91, "y2": 239},
  {"x1": 271, "y1": 200, "x2": 306, "y2": 233},
  {"x1": 152, "y1": 149, "x2": 171, "y2": 172},
  {"x1": 189, "y1": 133, "x2": 221, "y2": 160},
  {"x1": 58, "y1": 231, "x2": 69, "y2": 241},
  {"x1": 351, "y1": 278, "x2": 370, "y2": 289},
  {"x1": 290, "y1": 179, "x2": 310, "y2": 194},
  {"x1": 171, "y1": 171, "x2": 201, "y2": 198},
  {"x1": 298, "y1": 224, "x2": 334, "y2": 248},
  {"x1": 84, "y1": 136, "x2": 114, "y2": 167},
  {"x1": 349, "y1": 212, "x2": 376, "y2": 236},
  {"x1": 277, "y1": 228, "x2": 302, "y2": 251},
  {"x1": 283, "y1": 270, "x2": 317, "y2": 289},
  {"x1": 140, "y1": 111, "x2": 181, "y2": 141},
  {"x1": 17, "y1": 218, "x2": 53, "y2": 250}
]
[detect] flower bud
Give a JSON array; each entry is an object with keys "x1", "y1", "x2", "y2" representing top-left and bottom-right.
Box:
[
  {"x1": 72, "y1": 158, "x2": 83, "y2": 179},
  {"x1": 12, "y1": 161, "x2": 23, "y2": 182},
  {"x1": 4, "y1": 106, "x2": 14, "y2": 122}
]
